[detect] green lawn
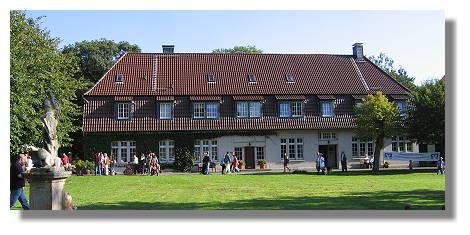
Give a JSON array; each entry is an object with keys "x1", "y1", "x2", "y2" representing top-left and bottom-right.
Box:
[{"x1": 12, "y1": 170, "x2": 445, "y2": 210}]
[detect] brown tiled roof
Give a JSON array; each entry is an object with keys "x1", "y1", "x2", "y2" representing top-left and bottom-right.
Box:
[
  {"x1": 155, "y1": 96, "x2": 174, "y2": 101},
  {"x1": 84, "y1": 53, "x2": 409, "y2": 96},
  {"x1": 274, "y1": 95, "x2": 306, "y2": 100},
  {"x1": 189, "y1": 96, "x2": 222, "y2": 101},
  {"x1": 232, "y1": 95, "x2": 265, "y2": 100},
  {"x1": 351, "y1": 94, "x2": 367, "y2": 99},
  {"x1": 114, "y1": 96, "x2": 133, "y2": 101},
  {"x1": 317, "y1": 95, "x2": 336, "y2": 100}
]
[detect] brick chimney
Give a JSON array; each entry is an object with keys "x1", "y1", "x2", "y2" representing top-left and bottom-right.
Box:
[
  {"x1": 162, "y1": 45, "x2": 175, "y2": 53},
  {"x1": 352, "y1": 43, "x2": 364, "y2": 60}
]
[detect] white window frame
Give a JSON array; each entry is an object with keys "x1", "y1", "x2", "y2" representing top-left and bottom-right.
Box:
[
  {"x1": 117, "y1": 102, "x2": 130, "y2": 120},
  {"x1": 279, "y1": 101, "x2": 304, "y2": 118},
  {"x1": 320, "y1": 101, "x2": 334, "y2": 117},
  {"x1": 159, "y1": 140, "x2": 175, "y2": 163},
  {"x1": 351, "y1": 137, "x2": 374, "y2": 157},
  {"x1": 395, "y1": 100, "x2": 408, "y2": 117},
  {"x1": 280, "y1": 138, "x2": 304, "y2": 160},
  {"x1": 237, "y1": 101, "x2": 262, "y2": 118},
  {"x1": 111, "y1": 141, "x2": 136, "y2": 163},
  {"x1": 193, "y1": 102, "x2": 219, "y2": 119},
  {"x1": 392, "y1": 136, "x2": 414, "y2": 153},
  {"x1": 256, "y1": 147, "x2": 265, "y2": 160},
  {"x1": 159, "y1": 102, "x2": 173, "y2": 119},
  {"x1": 234, "y1": 147, "x2": 244, "y2": 161},
  {"x1": 206, "y1": 103, "x2": 219, "y2": 119},
  {"x1": 319, "y1": 132, "x2": 337, "y2": 140},
  {"x1": 193, "y1": 139, "x2": 218, "y2": 162}
]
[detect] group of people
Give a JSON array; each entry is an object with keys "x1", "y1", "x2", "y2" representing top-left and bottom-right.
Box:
[
  {"x1": 200, "y1": 151, "x2": 240, "y2": 175},
  {"x1": 131, "y1": 153, "x2": 160, "y2": 176},
  {"x1": 94, "y1": 152, "x2": 116, "y2": 176},
  {"x1": 313, "y1": 151, "x2": 348, "y2": 175}
]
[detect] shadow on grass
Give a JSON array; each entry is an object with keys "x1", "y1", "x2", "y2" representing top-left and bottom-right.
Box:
[
  {"x1": 249, "y1": 168, "x2": 438, "y2": 176},
  {"x1": 77, "y1": 189, "x2": 444, "y2": 210}
]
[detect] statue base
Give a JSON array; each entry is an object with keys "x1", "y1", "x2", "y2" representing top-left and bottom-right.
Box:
[{"x1": 23, "y1": 167, "x2": 72, "y2": 210}]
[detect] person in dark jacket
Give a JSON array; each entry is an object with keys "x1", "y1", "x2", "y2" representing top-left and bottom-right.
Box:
[
  {"x1": 202, "y1": 152, "x2": 211, "y2": 175},
  {"x1": 340, "y1": 151, "x2": 347, "y2": 172},
  {"x1": 283, "y1": 153, "x2": 291, "y2": 173},
  {"x1": 437, "y1": 156, "x2": 445, "y2": 175},
  {"x1": 10, "y1": 154, "x2": 30, "y2": 209}
]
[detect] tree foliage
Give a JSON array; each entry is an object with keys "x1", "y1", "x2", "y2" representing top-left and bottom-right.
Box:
[
  {"x1": 10, "y1": 11, "x2": 88, "y2": 156},
  {"x1": 63, "y1": 38, "x2": 141, "y2": 83},
  {"x1": 406, "y1": 78, "x2": 445, "y2": 155},
  {"x1": 353, "y1": 92, "x2": 403, "y2": 172},
  {"x1": 212, "y1": 45, "x2": 263, "y2": 54},
  {"x1": 368, "y1": 53, "x2": 416, "y2": 91}
]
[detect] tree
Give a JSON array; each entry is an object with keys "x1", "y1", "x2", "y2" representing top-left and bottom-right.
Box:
[
  {"x1": 10, "y1": 11, "x2": 88, "y2": 156},
  {"x1": 212, "y1": 45, "x2": 263, "y2": 54},
  {"x1": 353, "y1": 92, "x2": 404, "y2": 172},
  {"x1": 368, "y1": 53, "x2": 416, "y2": 91},
  {"x1": 406, "y1": 78, "x2": 445, "y2": 156},
  {"x1": 63, "y1": 38, "x2": 141, "y2": 83}
]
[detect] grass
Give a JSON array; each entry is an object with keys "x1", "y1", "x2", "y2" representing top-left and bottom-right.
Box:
[{"x1": 12, "y1": 169, "x2": 445, "y2": 210}]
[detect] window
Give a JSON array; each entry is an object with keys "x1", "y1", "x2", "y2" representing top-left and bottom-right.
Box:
[
  {"x1": 248, "y1": 74, "x2": 256, "y2": 82},
  {"x1": 193, "y1": 102, "x2": 219, "y2": 119},
  {"x1": 193, "y1": 139, "x2": 218, "y2": 162},
  {"x1": 234, "y1": 147, "x2": 244, "y2": 160},
  {"x1": 117, "y1": 102, "x2": 130, "y2": 120},
  {"x1": 319, "y1": 132, "x2": 337, "y2": 140},
  {"x1": 351, "y1": 137, "x2": 374, "y2": 157},
  {"x1": 110, "y1": 141, "x2": 136, "y2": 163},
  {"x1": 279, "y1": 101, "x2": 304, "y2": 118},
  {"x1": 286, "y1": 74, "x2": 294, "y2": 82},
  {"x1": 237, "y1": 102, "x2": 262, "y2": 118},
  {"x1": 280, "y1": 138, "x2": 304, "y2": 160},
  {"x1": 208, "y1": 74, "x2": 215, "y2": 83},
  {"x1": 395, "y1": 101, "x2": 407, "y2": 116},
  {"x1": 320, "y1": 101, "x2": 333, "y2": 117},
  {"x1": 256, "y1": 147, "x2": 265, "y2": 160},
  {"x1": 159, "y1": 102, "x2": 173, "y2": 119},
  {"x1": 159, "y1": 140, "x2": 175, "y2": 163},
  {"x1": 392, "y1": 136, "x2": 414, "y2": 152},
  {"x1": 115, "y1": 74, "x2": 123, "y2": 83}
]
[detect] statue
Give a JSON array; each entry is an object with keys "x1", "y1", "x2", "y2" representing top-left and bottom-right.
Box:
[{"x1": 29, "y1": 90, "x2": 63, "y2": 170}]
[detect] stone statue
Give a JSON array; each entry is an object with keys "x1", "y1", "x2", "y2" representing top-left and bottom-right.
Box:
[{"x1": 30, "y1": 90, "x2": 63, "y2": 169}]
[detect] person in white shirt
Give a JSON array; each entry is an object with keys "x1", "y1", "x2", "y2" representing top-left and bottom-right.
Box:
[{"x1": 132, "y1": 154, "x2": 138, "y2": 175}]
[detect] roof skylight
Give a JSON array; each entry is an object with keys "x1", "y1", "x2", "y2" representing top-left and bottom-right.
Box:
[
  {"x1": 208, "y1": 74, "x2": 215, "y2": 83},
  {"x1": 248, "y1": 74, "x2": 256, "y2": 83},
  {"x1": 115, "y1": 74, "x2": 123, "y2": 83},
  {"x1": 286, "y1": 74, "x2": 294, "y2": 82}
]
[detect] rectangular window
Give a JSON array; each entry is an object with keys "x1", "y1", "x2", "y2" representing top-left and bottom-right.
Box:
[
  {"x1": 193, "y1": 103, "x2": 205, "y2": 118},
  {"x1": 352, "y1": 143, "x2": 358, "y2": 157},
  {"x1": 206, "y1": 104, "x2": 218, "y2": 119},
  {"x1": 280, "y1": 138, "x2": 303, "y2": 160},
  {"x1": 237, "y1": 102, "x2": 248, "y2": 117},
  {"x1": 286, "y1": 74, "x2": 294, "y2": 82},
  {"x1": 193, "y1": 139, "x2": 218, "y2": 162},
  {"x1": 248, "y1": 74, "x2": 256, "y2": 82},
  {"x1": 351, "y1": 137, "x2": 374, "y2": 157},
  {"x1": 208, "y1": 74, "x2": 215, "y2": 83},
  {"x1": 279, "y1": 103, "x2": 291, "y2": 117},
  {"x1": 395, "y1": 101, "x2": 408, "y2": 116},
  {"x1": 234, "y1": 147, "x2": 244, "y2": 161},
  {"x1": 158, "y1": 140, "x2": 175, "y2": 163},
  {"x1": 111, "y1": 140, "x2": 136, "y2": 163},
  {"x1": 391, "y1": 136, "x2": 414, "y2": 153},
  {"x1": 117, "y1": 103, "x2": 130, "y2": 120},
  {"x1": 368, "y1": 143, "x2": 374, "y2": 156},
  {"x1": 291, "y1": 102, "x2": 303, "y2": 117},
  {"x1": 279, "y1": 101, "x2": 303, "y2": 118},
  {"x1": 256, "y1": 147, "x2": 265, "y2": 160},
  {"x1": 249, "y1": 102, "x2": 261, "y2": 117},
  {"x1": 159, "y1": 103, "x2": 172, "y2": 119},
  {"x1": 392, "y1": 142, "x2": 398, "y2": 152},
  {"x1": 321, "y1": 101, "x2": 333, "y2": 117}
]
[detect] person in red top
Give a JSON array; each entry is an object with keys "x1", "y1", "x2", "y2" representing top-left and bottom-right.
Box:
[
  {"x1": 61, "y1": 153, "x2": 69, "y2": 168},
  {"x1": 95, "y1": 153, "x2": 102, "y2": 175}
]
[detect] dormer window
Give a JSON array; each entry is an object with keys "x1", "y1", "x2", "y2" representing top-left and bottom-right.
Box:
[
  {"x1": 208, "y1": 74, "x2": 215, "y2": 83},
  {"x1": 286, "y1": 74, "x2": 294, "y2": 82},
  {"x1": 115, "y1": 74, "x2": 123, "y2": 83},
  {"x1": 395, "y1": 100, "x2": 408, "y2": 116},
  {"x1": 248, "y1": 74, "x2": 256, "y2": 83}
]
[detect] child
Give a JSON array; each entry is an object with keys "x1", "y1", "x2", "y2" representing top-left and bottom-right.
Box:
[{"x1": 63, "y1": 193, "x2": 77, "y2": 210}]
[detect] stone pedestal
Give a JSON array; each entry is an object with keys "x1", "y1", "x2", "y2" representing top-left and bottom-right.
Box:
[{"x1": 23, "y1": 167, "x2": 72, "y2": 210}]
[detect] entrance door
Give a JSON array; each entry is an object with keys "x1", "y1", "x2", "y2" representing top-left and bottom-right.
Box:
[
  {"x1": 319, "y1": 145, "x2": 338, "y2": 169},
  {"x1": 244, "y1": 147, "x2": 255, "y2": 169}
]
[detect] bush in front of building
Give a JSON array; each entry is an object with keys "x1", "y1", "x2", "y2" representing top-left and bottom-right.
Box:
[{"x1": 73, "y1": 160, "x2": 95, "y2": 175}]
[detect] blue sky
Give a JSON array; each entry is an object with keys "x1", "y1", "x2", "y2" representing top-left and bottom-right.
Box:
[{"x1": 26, "y1": 10, "x2": 444, "y2": 85}]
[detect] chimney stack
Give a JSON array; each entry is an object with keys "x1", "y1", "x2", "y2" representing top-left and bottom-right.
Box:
[
  {"x1": 162, "y1": 45, "x2": 175, "y2": 53},
  {"x1": 352, "y1": 43, "x2": 364, "y2": 60}
]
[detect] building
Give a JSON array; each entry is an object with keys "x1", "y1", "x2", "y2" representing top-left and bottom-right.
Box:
[{"x1": 82, "y1": 43, "x2": 427, "y2": 169}]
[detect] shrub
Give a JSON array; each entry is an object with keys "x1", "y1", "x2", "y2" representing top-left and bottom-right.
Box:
[
  {"x1": 73, "y1": 160, "x2": 95, "y2": 174},
  {"x1": 257, "y1": 160, "x2": 267, "y2": 165}
]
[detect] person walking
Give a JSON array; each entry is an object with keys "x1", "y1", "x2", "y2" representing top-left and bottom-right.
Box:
[
  {"x1": 232, "y1": 154, "x2": 240, "y2": 173},
  {"x1": 110, "y1": 154, "x2": 116, "y2": 176},
  {"x1": 283, "y1": 153, "x2": 291, "y2": 173},
  {"x1": 318, "y1": 153, "x2": 326, "y2": 175},
  {"x1": 364, "y1": 154, "x2": 370, "y2": 169},
  {"x1": 340, "y1": 151, "x2": 347, "y2": 172},
  {"x1": 132, "y1": 154, "x2": 139, "y2": 175},
  {"x1": 95, "y1": 153, "x2": 102, "y2": 176},
  {"x1": 202, "y1": 152, "x2": 211, "y2": 175},
  {"x1": 103, "y1": 153, "x2": 110, "y2": 176},
  {"x1": 437, "y1": 156, "x2": 445, "y2": 175},
  {"x1": 369, "y1": 155, "x2": 375, "y2": 169},
  {"x1": 315, "y1": 152, "x2": 321, "y2": 174},
  {"x1": 10, "y1": 154, "x2": 30, "y2": 210},
  {"x1": 229, "y1": 152, "x2": 235, "y2": 172},
  {"x1": 140, "y1": 153, "x2": 146, "y2": 175},
  {"x1": 61, "y1": 153, "x2": 70, "y2": 170}
]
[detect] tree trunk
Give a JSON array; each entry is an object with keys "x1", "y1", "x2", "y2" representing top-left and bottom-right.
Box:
[{"x1": 373, "y1": 135, "x2": 385, "y2": 173}]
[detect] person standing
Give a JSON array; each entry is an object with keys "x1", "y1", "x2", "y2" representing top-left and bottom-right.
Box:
[
  {"x1": 369, "y1": 155, "x2": 374, "y2": 169},
  {"x1": 202, "y1": 152, "x2": 211, "y2": 175},
  {"x1": 437, "y1": 156, "x2": 445, "y2": 175},
  {"x1": 318, "y1": 153, "x2": 326, "y2": 175},
  {"x1": 364, "y1": 154, "x2": 370, "y2": 169},
  {"x1": 10, "y1": 154, "x2": 30, "y2": 210},
  {"x1": 95, "y1": 153, "x2": 102, "y2": 176},
  {"x1": 283, "y1": 153, "x2": 291, "y2": 173},
  {"x1": 110, "y1": 154, "x2": 116, "y2": 176},
  {"x1": 132, "y1": 154, "x2": 139, "y2": 175},
  {"x1": 340, "y1": 151, "x2": 347, "y2": 172},
  {"x1": 220, "y1": 153, "x2": 227, "y2": 174},
  {"x1": 315, "y1": 152, "x2": 321, "y2": 174},
  {"x1": 232, "y1": 154, "x2": 240, "y2": 173},
  {"x1": 224, "y1": 153, "x2": 232, "y2": 174},
  {"x1": 408, "y1": 160, "x2": 414, "y2": 170},
  {"x1": 61, "y1": 153, "x2": 70, "y2": 170},
  {"x1": 103, "y1": 153, "x2": 110, "y2": 176}
]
